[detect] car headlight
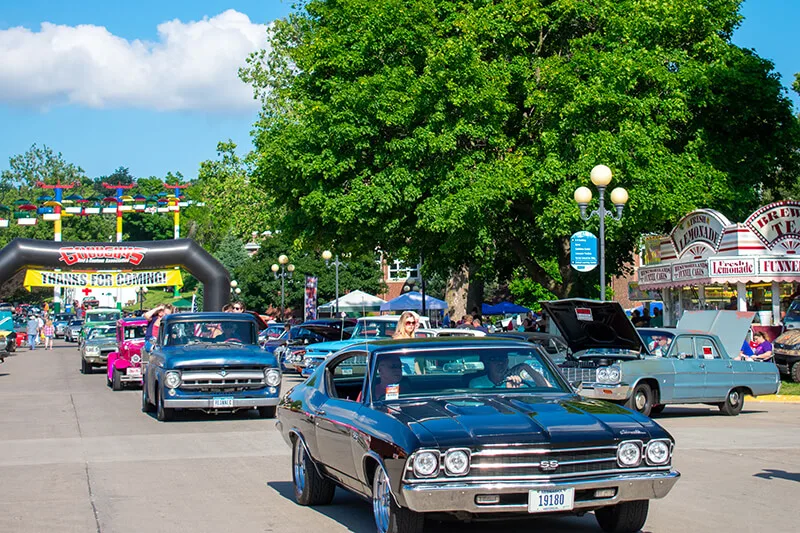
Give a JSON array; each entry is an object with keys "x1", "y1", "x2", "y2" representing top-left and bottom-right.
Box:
[
  {"x1": 412, "y1": 450, "x2": 440, "y2": 477},
  {"x1": 264, "y1": 368, "x2": 281, "y2": 387},
  {"x1": 131, "y1": 354, "x2": 141, "y2": 364},
  {"x1": 164, "y1": 371, "x2": 181, "y2": 389},
  {"x1": 617, "y1": 441, "x2": 643, "y2": 467},
  {"x1": 645, "y1": 440, "x2": 671, "y2": 465},
  {"x1": 444, "y1": 449, "x2": 470, "y2": 476},
  {"x1": 596, "y1": 366, "x2": 622, "y2": 384}
]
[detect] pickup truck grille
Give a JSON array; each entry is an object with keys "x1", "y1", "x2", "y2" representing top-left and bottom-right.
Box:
[
  {"x1": 405, "y1": 444, "x2": 668, "y2": 483},
  {"x1": 180, "y1": 366, "x2": 266, "y2": 392}
]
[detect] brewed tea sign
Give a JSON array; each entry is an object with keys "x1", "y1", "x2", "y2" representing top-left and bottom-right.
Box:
[{"x1": 745, "y1": 201, "x2": 800, "y2": 250}]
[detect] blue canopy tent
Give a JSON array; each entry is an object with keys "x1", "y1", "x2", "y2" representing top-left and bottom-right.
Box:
[
  {"x1": 481, "y1": 301, "x2": 532, "y2": 315},
  {"x1": 632, "y1": 302, "x2": 663, "y2": 314},
  {"x1": 380, "y1": 291, "x2": 448, "y2": 312}
]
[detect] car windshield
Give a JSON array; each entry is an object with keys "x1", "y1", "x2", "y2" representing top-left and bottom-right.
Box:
[
  {"x1": 88, "y1": 327, "x2": 116, "y2": 339},
  {"x1": 638, "y1": 330, "x2": 676, "y2": 357},
  {"x1": 163, "y1": 319, "x2": 257, "y2": 346},
  {"x1": 123, "y1": 325, "x2": 148, "y2": 340},
  {"x1": 265, "y1": 325, "x2": 285, "y2": 338},
  {"x1": 367, "y1": 346, "x2": 566, "y2": 401},
  {"x1": 290, "y1": 326, "x2": 343, "y2": 343},
  {"x1": 86, "y1": 311, "x2": 121, "y2": 323},
  {"x1": 351, "y1": 319, "x2": 398, "y2": 339},
  {"x1": 70, "y1": 320, "x2": 84, "y2": 326},
  {"x1": 786, "y1": 300, "x2": 800, "y2": 320}
]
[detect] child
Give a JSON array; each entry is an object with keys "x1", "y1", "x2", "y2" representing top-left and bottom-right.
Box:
[{"x1": 43, "y1": 319, "x2": 55, "y2": 350}]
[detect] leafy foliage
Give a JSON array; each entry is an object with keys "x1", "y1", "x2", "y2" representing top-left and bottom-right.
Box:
[{"x1": 242, "y1": 0, "x2": 800, "y2": 298}]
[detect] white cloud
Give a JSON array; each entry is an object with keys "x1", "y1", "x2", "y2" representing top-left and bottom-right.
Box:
[{"x1": 0, "y1": 10, "x2": 270, "y2": 112}]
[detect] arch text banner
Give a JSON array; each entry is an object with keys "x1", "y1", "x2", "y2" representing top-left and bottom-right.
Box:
[{"x1": 24, "y1": 269, "x2": 183, "y2": 290}]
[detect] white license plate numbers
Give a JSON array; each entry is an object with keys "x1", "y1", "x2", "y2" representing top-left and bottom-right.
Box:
[
  {"x1": 528, "y1": 488, "x2": 574, "y2": 513},
  {"x1": 212, "y1": 397, "x2": 234, "y2": 408},
  {"x1": 126, "y1": 367, "x2": 142, "y2": 377}
]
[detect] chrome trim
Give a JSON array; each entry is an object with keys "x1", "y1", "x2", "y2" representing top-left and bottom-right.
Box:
[
  {"x1": 404, "y1": 465, "x2": 672, "y2": 484},
  {"x1": 401, "y1": 471, "x2": 681, "y2": 513},
  {"x1": 472, "y1": 445, "x2": 618, "y2": 457},
  {"x1": 470, "y1": 456, "x2": 614, "y2": 469}
]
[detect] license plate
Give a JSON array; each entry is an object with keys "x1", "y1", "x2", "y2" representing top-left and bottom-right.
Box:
[
  {"x1": 212, "y1": 397, "x2": 234, "y2": 408},
  {"x1": 126, "y1": 367, "x2": 142, "y2": 377},
  {"x1": 528, "y1": 488, "x2": 574, "y2": 513}
]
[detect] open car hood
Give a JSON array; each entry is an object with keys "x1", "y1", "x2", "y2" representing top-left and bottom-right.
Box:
[
  {"x1": 541, "y1": 299, "x2": 648, "y2": 355},
  {"x1": 676, "y1": 310, "x2": 754, "y2": 361}
]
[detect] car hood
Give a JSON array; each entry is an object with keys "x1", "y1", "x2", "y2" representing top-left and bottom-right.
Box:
[
  {"x1": 86, "y1": 338, "x2": 116, "y2": 348},
  {"x1": 163, "y1": 344, "x2": 278, "y2": 368},
  {"x1": 775, "y1": 328, "x2": 800, "y2": 348},
  {"x1": 676, "y1": 310, "x2": 755, "y2": 361},
  {"x1": 541, "y1": 299, "x2": 648, "y2": 355},
  {"x1": 304, "y1": 339, "x2": 362, "y2": 354},
  {"x1": 382, "y1": 394, "x2": 666, "y2": 448}
]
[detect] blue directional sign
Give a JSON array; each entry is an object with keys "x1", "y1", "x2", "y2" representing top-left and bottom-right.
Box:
[{"x1": 570, "y1": 231, "x2": 598, "y2": 272}]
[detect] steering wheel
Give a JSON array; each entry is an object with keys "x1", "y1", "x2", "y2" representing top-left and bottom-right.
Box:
[
  {"x1": 505, "y1": 363, "x2": 549, "y2": 388},
  {"x1": 223, "y1": 337, "x2": 243, "y2": 343}
]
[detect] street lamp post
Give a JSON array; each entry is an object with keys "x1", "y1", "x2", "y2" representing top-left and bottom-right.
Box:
[
  {"x1": 137, "y1": 286, "x2": 148, "y2": 311},
  {"x1": 271, "y1": 255, "x2": 295, "y2": 322},
  {"x1": 574, "y1": 165, "x2": 629, "y2": 302},
  {"x1": 321, "y1": 250, "x2": 345, "y2": 316}
]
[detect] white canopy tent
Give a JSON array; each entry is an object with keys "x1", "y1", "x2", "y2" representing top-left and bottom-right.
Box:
[{"x1": 317, "y1": 290, "x2": 386, "y2": 314}]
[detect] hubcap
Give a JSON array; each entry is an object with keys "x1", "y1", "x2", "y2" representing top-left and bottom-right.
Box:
[
  {"x1": 293, "y1": 442, "x2": 306, "y2": 494},
  {"x1": 635, "y1": 392, "x2": 647, "y2": 410},
  {"x1": 373, "y1": 468, "x2": 391, "y2": 533},
  {"x1": 729, "y1": 390, "x2": 740, "y2": 406}
]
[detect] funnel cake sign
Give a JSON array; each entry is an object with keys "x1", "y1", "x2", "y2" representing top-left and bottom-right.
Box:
[
  {"x1": 669, "y1": 209, "x2": 730, "y2": 258},
  {"x1": 745, "y1": 201, "x2": 800, "y2": 250}
]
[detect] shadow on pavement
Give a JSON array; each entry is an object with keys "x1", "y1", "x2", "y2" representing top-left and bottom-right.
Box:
[
  {"x1": 268, "y1": 481, "x2": 375, "y2": 533},
  {"x1": 654, "y1": 406, "x2": 765, "y2": 418},
  {"x1": 754, "y1": 469, "x2": 800, "y2": 483}
]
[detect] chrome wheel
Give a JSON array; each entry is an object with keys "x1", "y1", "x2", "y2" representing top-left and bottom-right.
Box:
[
  {"x1": 293, "y1": 440, "x2": 307, "y2": 495},
  {"x1": 373, "y1": 467, "x2": 391, "y2": 533},
  {"x1": 728, "y1": 390, "x2": 741, "y2": 406},
  {"x1": 634, "y1": 391, "x2": 647, "y2": 410}
]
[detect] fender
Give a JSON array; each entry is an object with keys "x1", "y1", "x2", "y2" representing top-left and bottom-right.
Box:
[{"x1": 289, "y1": 429, "x2": 326, "y2": 478}]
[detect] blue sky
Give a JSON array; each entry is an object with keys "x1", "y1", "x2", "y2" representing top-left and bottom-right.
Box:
[{"x1": 0, "y1": 0, "x2": 796, "y2": 181}]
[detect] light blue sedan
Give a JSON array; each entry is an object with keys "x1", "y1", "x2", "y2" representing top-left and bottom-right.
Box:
[{"x1": 542, "y1": 300, "x2": 780, "y2": 417}]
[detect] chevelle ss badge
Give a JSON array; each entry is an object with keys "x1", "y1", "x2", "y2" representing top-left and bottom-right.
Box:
[{"x1": 539, "y1": 460, "x2": 559, "y2": 472}]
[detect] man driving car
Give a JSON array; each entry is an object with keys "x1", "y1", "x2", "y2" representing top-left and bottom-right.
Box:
[{"x1": 469, "y1": 353, "x2": 523, "y2": 388}]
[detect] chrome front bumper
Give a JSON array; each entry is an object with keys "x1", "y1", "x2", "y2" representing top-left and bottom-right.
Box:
[
  {"x1": 83, "y1": 355, "x2": 108, "y2": 364},
  {"x1": 163, "y1": 397, "x2": 280, "y2": 408},
  {"x1": 401, "y1": 470, "x2": 679, "y2": 513},
  {"x1": 578, "y1": 383, "x2": 631, "y2": 401}
]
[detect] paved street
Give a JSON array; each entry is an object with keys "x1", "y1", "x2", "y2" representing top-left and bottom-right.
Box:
[{"x1": 1, "y1": 340, "x2": 798, "y2": 533}]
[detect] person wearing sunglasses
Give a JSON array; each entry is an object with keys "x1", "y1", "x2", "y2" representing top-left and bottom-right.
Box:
[
  {"x1": 469, "y1": 353, "x2": 523, "y2": 388},
  {"x1": 230, "y1": 303, "x2": 246, "y2": 313},
  {"x1": 393, "y1": 310, "x2": 420, "y2": 339},
  {"x1": 373, "y1": 354, "x2": 406, "y2": 400}
]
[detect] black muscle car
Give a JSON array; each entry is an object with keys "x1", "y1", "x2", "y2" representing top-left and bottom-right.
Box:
[{"x1": 277, "y1": 337, "x2": 679, "y2": 533}]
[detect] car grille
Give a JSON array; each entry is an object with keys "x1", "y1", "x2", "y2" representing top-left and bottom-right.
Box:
[
  {"x1": 559, "y1": 366, "x2": 597, "y2": 385},
  {"x1": 404, "y1": 444, "x2": 668, "y2": 483},
  {"x1": 179, "y1": 366, "x2": 266, "y2": 392}
]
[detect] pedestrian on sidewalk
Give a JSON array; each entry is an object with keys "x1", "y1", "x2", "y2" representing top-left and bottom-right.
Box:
[{"x1": 43, "y1": 319, "x2": 55, "y2": 350}]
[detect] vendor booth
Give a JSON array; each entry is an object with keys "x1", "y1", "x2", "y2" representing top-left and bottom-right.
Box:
[{"x1": 637, "y1": 201, "x2": 800, "y2": 329}]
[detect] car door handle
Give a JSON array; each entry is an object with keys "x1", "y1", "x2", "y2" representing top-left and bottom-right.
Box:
[
  {"x1": 315, "y1": 409, "x2": 326, "y2": 416},
  {"x1": 699, "y1": 363, "x2": 705, "y2": 369}
]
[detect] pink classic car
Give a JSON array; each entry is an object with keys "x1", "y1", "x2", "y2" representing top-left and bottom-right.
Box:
[{"x1": 107, "y1": 318, "x2": 148, "y2": 391}]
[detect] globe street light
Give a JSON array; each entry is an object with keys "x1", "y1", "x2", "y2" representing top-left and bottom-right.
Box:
[
  {"x1": 322, "y1": 250, "x2": 345, "y2": 316},
  {"x1": 272, "y1": 257, "x2": 294, "y2": 322},
  {"x1": 230, "y1": 280, "x2": 241, "y2": 301},
  {"x1": 574, "y1": 164, "x2": 629, "y2": 302}
]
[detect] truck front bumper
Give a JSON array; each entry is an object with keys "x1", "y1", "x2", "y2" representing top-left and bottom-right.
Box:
[{"x1": 163, "y1": 396, "x2": 280, "y2": 408}]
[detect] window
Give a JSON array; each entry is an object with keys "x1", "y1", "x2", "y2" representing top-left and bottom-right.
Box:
[
  {"x1": 326, "y1": 352, "x2": 368, "y2": 401},
  {"x1": 673, "y1": 337, "x2": 695, "y2": 359},
  {"x1": 387, "y1": 259, "x2": 419, "y2": 282},
  {"x1": 696, "y1": 338, "x2": 721, "y2": 359}
]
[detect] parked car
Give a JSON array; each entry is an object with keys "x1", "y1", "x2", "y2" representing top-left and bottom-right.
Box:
[
  {"x1": 300, "y1": 315, "x2": 431, "y2": 376},
  {"x1": 277, "y1": 337, "x2": 680, "y2": 533},
  {"x1": 259, "y1": 323, "x2": 286, "y2": 346},
  {"x1": 65, "y1": 319, "x2": 84, "y2": 343},
  {"x1": 488, "y1": 331, "x2": 569, "y2": 360},
  {"x1": 541, "y1": 300, "x2": 780, "y2": 417},
  {"x1": 278, "y1": 321, "x2": 356, "y2": 372},
  {"x1": 415, "y1": 327, "x2": 487, "y2": 338},
  {"x1": 80, "y1": 325, "x2": 118, "y2": 374},
  {"x1": 53, "y1": 312, "x2": 74, "y2": 338},
  {"x1": 106, "y1": 318, "x2": 148, "y2": 390},
  {"x1": 141, "y1": 312, "x2": 282, "y2": 421},
  {"x1": 0, "y1": 310, "x2": 18, "y2": 354},
  {"x1": 772, "y1": 329, "x2": 800, "y2": 382}
]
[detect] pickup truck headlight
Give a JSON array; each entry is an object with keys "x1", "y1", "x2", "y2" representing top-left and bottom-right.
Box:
[
  {"x1": 596, "y1": 366, "x2": 622, "y2": 384},
  {"x1": 164, "y1": 371, "x2": 181, "y2": 389},
  {"x1": 264, "y1": 368, "x2": 281, "y2": 387},
  {"x1": 617, "y1": 441, "x2": 643, "y2": 467},
  {"x1": 645, "y1": 440, "x2": 671, "y2": 465},
  {"x1": 413, "y1": 450, "x2": 440, "y2": 477},
  {"x1": 444, "y1": 449, "x2": 470, "y2": 476}
]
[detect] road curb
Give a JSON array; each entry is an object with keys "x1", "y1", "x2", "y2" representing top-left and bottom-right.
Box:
[{"x1": 746, "y1": 394, "x2": 800, "y2": 403}]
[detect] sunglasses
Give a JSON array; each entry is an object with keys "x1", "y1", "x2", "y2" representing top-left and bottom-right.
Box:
[
  {"x1": 233, "y1": 306, "x2": 243, "y2": 311},
  {"x1": 404, "y1": 320, "x2": 417, "y2": 325}
]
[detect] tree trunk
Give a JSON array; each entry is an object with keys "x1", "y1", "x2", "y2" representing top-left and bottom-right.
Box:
[
  {"x1": 466, "y1": 264, "x2": 484, "y2": 318},
  {"x1": 445, "y1": 265, "x2": 469, "y2": 321}
]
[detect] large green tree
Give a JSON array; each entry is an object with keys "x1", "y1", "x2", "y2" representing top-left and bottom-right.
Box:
[{"x1": 242, "y1": 0, "x2": 800, "y2": 299}]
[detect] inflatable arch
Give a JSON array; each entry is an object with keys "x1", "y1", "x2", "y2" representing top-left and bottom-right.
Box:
[{"x1": 0, "y1": 238, "x2": 230, "y2": 311}]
